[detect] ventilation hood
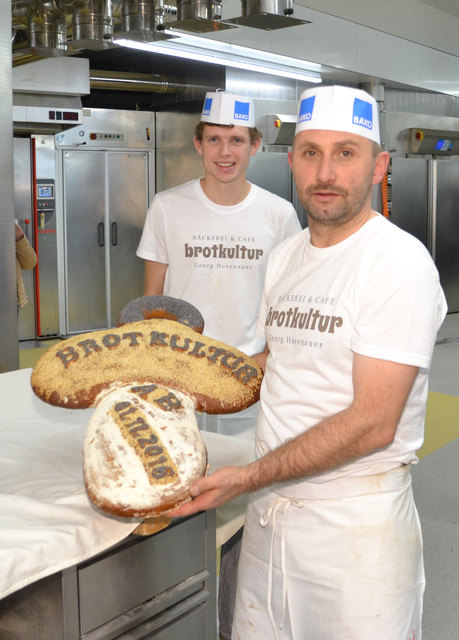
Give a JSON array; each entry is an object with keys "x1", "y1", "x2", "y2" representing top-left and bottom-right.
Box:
[
  {"x1": 11, "y1": 0, "x2": 309, "y2": 56},
  {"x1": 12, "y1": 58, "x2": 88, "y2": 134},
  {"x1": 225, "y1": 0, "x2": 309, "y2": 30}
]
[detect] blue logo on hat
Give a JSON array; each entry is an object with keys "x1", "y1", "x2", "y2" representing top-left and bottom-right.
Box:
[
  {"x1": 234, "y1": 100, "x2": 250, "y2": 122},
  {"x1": 298, "y1": 95, "x2": 316, "y2": 123},
  {"x1": 352, "y1": 98, "x2": 373, "y2": 131},
  {"x1": 203, "y1": 97, "x2": 213, "y2": 116}
]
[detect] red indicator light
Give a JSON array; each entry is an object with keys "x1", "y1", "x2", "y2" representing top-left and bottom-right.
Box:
[{"x1": 63, "y1": 111, "x2": 79, "y2": 121}]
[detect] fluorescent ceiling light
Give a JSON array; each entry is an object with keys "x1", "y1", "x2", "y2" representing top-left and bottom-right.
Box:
[{"x1": 114, "y1": 36, "x2": 322, "y2": 84}]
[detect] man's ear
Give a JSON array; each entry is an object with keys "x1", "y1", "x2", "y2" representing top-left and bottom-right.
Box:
[
  {"x1": 250, "y1": 137, "x2": 262, "y2": 156},
  {"x1": 193, "y1": 136, "x2": 203, "y2": 156},
  {"x1": 372, "y1": 150, "x2": 390, "y2": 185}
]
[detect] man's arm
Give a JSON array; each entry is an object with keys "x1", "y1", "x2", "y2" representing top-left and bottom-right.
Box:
[
  {"x1": 144, "y1": 260, "x2": 168, "y2": 295},
  {"x1": 167, "y1": 353, "x2": 418, "y2": 517},
  {"x1": 251, "y1": 344, "x2": 269, "y2": 373}
]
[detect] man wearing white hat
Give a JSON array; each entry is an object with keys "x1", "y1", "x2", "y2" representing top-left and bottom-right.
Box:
[
  {"x1": 137, "y1": 90, "x2": 301, "y2": 640},
  {"x1": 137, "y1": 90, "x2": 300, "y2": 426},
  {"x1": 168, "y1": 85, "x2": 447, "y2": 639}
]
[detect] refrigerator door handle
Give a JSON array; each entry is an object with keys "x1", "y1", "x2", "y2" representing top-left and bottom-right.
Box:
[
  {"x1": 111, "y1": 221, "x2": 118, "y2": 246},
  {"x1": 98, "y1": 222, "x2": 105, "y2": 247}
]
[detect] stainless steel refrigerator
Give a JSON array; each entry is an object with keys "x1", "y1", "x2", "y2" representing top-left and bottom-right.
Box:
[
  {"x1": 14, "y1": 135, "x2": 60, "y2": 340},
  {"x1": 390, "y1": 157, "x2": 459, "y2": 313},
  {"x1": 56, "y1": 108, "x2": 155, "y2": 335},
  {"x1": 14, "y1": 109, "x2": 155, "y2": 340}
]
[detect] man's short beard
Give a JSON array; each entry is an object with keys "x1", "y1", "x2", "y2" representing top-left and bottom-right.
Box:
[{"x1": 303, "y1": 179, "x2": 373, "y2": 227}]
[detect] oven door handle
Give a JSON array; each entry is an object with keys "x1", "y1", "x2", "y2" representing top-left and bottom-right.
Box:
[
  {"x1": 98, "y1": 222, "x2": 105, "y2": 247},
  {"x1": 111, "y1": 221, "x2": 118, "y2": 246}
]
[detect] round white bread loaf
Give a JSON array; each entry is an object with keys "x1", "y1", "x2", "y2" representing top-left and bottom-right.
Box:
[{"x1": 83, "y1": 383, "x2": 207, "y2": 518}]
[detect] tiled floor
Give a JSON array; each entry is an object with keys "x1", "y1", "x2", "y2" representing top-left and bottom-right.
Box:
[
  {"x1": 430, "y1": 312, "x2": 459, "y2": 397},
  {"x1": 18, "y1": 338, "x2": 61, "y2": 370}
]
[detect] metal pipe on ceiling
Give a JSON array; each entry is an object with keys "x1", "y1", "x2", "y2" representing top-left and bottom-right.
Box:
[
  {"x1": 122, "y1": 0, "x2": 166, "y2": 32},
  {"x1": 62, "y1": 0, "x2": 122, "y2": 42},
  {"x1": 176, "y1": 0, "x2": 221, "y2": 22},
  {"x1": 89, "y1": 69, "x2": 213, "y2": 94},
  {"x1": 90, "y1": 68, "x2": 178, "y2": 92},
  {"x1": 12, "y1": 1, "x2": 67, "y2": 49}
]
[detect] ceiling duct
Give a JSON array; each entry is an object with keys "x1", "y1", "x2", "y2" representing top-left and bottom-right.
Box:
[
  {"x1": 12, "y1": 0, "x2": 67, "y2": 55},
  {"x1": 177, "y1": 0, "x2": 220, "y2": 22},
  {"x1": 65, "y1": 0, "x2": 121, "y2": 49},
  {"x1": 28, "y1": 2, "x2": 66, "y2": 51},
  {"x1": 122, "y1": 0, "x2": 165, "y2": 32},
  {"x1": 225, "y1": 0, "x2": 309, "y2": 30},
  {"x1": 115, "y1": 0, "x2": 172, "y2": 43},
  {"x1": 169, "y1": 0, "x2": 236, "y2": 34},
  {"x1": 12, "y1": 0, "x2": 310, "y2": 60}
]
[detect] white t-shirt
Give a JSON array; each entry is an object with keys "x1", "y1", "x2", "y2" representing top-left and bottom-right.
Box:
[
  {"x1": 256, "y1": 214, "x2": 447, "y2": 482},
  {"x1": 137, "y1": 178, "x2": 301, "y2": 356}
]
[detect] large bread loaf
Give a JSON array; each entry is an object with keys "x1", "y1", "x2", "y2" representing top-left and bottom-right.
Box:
[
  {"x1": 83, "y1": 383, "x2": 207, "y2": 517},
  {"x1": 31, "y1": 318, "x2": 262, "y2": 413}
]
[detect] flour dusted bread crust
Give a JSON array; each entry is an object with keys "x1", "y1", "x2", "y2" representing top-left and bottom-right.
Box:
[
  {"x1": 83, "y1": 383, "x2": 207, "y2": 517},
  {"x1": 30, "y1": 318, "x2": 262, "y2": 413}
]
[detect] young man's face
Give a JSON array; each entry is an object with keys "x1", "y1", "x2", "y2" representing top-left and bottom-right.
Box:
[
  {"x1": 194, "y1": 124, "x2": 260, "y2": 186},
  {"x1": 289, "y1": 129, "x2": 389, "y2": 230}
]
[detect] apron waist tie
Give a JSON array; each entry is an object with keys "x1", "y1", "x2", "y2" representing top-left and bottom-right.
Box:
[{"x1": 260, "y1": 497, "x2": 304, "y2": 639}]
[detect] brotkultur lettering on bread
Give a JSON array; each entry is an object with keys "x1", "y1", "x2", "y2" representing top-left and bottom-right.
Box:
[{"x1": 30, "y1": 318, "x2": 262, "y2": 413}]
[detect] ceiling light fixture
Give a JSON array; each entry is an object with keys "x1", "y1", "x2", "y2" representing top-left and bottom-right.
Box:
[{"x1": 113, "y1": 35, "x2": 322, "y2": 84}]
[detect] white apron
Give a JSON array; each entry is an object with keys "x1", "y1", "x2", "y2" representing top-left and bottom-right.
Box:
[{"x1": 232, "y1": 465, "x2": 424, "y2": 640}]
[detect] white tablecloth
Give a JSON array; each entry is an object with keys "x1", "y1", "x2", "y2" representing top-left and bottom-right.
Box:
[{"x1": 0, "y1": 369, "x2": 253, "y2": 600}]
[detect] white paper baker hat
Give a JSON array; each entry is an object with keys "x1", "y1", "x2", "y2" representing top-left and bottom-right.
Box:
[
  {"x1": 295, "y1": 85, "x2": 380, "y2": 144},
  {"x1": 200, "y1": 91, "x2": 255, "y2": 128}
]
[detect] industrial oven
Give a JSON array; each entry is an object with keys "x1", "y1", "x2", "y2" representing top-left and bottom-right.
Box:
[
  {"x1": 14, "y1": 108, "x2": 155, "y2": 340},
  {"x1": 385, "y1": 111, "x2": 459, "y2": 313}
]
